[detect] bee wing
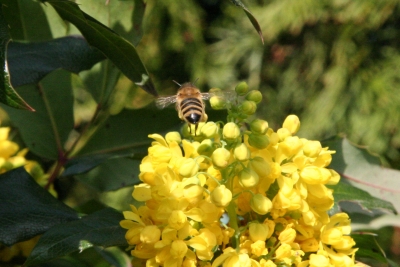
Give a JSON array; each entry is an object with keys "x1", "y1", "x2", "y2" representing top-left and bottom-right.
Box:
[
  {"x1": 155, "y1": 95, "x2": 177, "y2": 109},
  {"x1": 200, "y1": 92, "x2": 213, "y2": 100}
]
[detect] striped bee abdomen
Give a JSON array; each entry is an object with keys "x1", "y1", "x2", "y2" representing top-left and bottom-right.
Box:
[{"x1": 180, "y1": 97, "x2": 204, "y2": 124}]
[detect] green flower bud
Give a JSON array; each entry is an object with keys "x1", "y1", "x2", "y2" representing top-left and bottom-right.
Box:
[
  {"x1": 197, "y1": 139, "x2": 214, "y2": 156},
  {"x1": 181, "y1": 123, "x2": 191, "y2": 138},
  {"x1": 248, "y1": 157, "x2": 270, "y2": 177},
  {"x1": 223, "y1": 122, "x2": 240, "y2": 141},
  {"x1": 282, "y1": 114, "x2": 300, "y2": 134},
  {"x1": 211, "y1": 185, "x2": 232, "y2": 207},
  {"x1": 165, "y1": 131, "x2": 181, "y2": 145},
  {"x1": 250, "y1": 194, "x2": 272, "y2": 215},
  {"x1": 212, "y1": 147, "x2": 231, "y2": 169},
  {"x1": 210, "y1": 88, "x2": 228, "y2": 110},
  {"x1": 235, "y1": 81, "x2": 249, "y2": 96},
  {"x1": 248, "y1": 133, "x2": 269, "y2": 149},
  {"x1": 239, "y1": 167, "x2": 259, "y2": 188},
  {"x1": 245, "y1": 90, "x2": 262, "y2": 104},
  {"x1": 250, "y1": 119, "x2": 269, "y2": 135},
  {"x1": 249, "y1": 222, "x2": 270, "y2": 242},
  {"x1": 234, "y1": 143, "x2": 250, "y2": 161},
  {"x1": 179, "y1": 158, "x2": 199, "y2": 177},
  {"x1": 200, "y1": 122, "x2": 219, "y2": 138},
  {"x1": 240, "y1": 100, "x2": 257, "y2": 115}
]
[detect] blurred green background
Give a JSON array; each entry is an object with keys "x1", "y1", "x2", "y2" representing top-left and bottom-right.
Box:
[{"x1": 137, "y1": 0, "x2": 400, "y2": 168}]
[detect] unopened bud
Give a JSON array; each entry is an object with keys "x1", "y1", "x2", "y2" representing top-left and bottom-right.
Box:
[
  {"x1": 179, "y1": 158, "x2": 199, "y2": 178},
  {"x1": 250, "y1": 194, "x2": 272, "y2": 215},
  {"x1": 211, "y1": 185, "x2": 232, "y2": 207},
  {"x1": 165, "y1": 132, "x2": 181, "y2": 145},
  {"x1": 250, "y1": 119, "x2": 269, "y2": 135},
  {"x1": 248, "y1": 133, "x2": 269, "y2": 149},
  {"x1": 210, "y1": 88, "x2": 228, "y2": 110},
  {"x1": 235, "y1": 81, "x2": 249, "y2": 96},
  {"x1": 197, "y1": 139, "x2": 214, "y2": 156},
  {"x1": 223, "y1": 122, "x2": 240, "y2": 141},
  {"x1": 248, "y1": 157, "x2": 270, "y2": 177},
  {"x1": 234, "y1": 143, "x2": 250, "y2": 161},
  {"x1": 212, "y1": 147, "x2": 231, "y2": 169},
  {"x1": 239, "y1": 168, "x2": 259, "y2": 188},
  {"x1": 282, "y1": 115, "x2": 300, "y2": 134},
  {"x1": 240, "y1": 100, "x2": 257, "y2": 115},
  {"x1": 245, "y1": 90, "x2": 262, "y2": 104},
  {"x1": 249, "y1": 222, "x2": 270, "y2": 242},
  {"x1": 201, "y1": 121, "x2": 219, "y2": 138}
]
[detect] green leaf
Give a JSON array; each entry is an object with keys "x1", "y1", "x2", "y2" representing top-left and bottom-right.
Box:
[
  {"x1": 62, "y1": 152, "x2": 133, "y2": 177},
  {"x1": 0, "y1": 8, "x2": 33, "y2": 110},
  {"x1": 25, "y1": 208, "x2": 127, "y2": 266},
  {"x1": 94, "y1": 247, "x2": 132, "y2": 267},
  {"x1": 352, "y1": 234, "x2": 388, "y2": 265},
  {"x1": 41, "y1": 0, "x2": 158, "y2": 97},
  {"x1": 230, "y1": 0, "x2": 264, "y2": 44},
  {"x1": 0, "y1": 168, "x2": 79, "y2": 246},
  {"x1": 325, "y1": 137, "x2": 400, "y2": 214},
  {"x1": 76, "y1": 157, "x2": 141, "y2": 192},
  {"x1": 7, "y1": 36, "x2": 105, "y2": 88},
  {"x1": 330, "y1": 181, "x2": 396, "y2": 214},
  {"x1": 1, "y1": 70, "x2": 74, "y2": 159}
]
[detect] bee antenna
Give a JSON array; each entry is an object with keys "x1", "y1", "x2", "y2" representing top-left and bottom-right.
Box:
[
  {"x1": 172, "y1": 80, "x2": 181, "y2": 87},
  {"x1": 193, "y1": 78, "x2": 199, "y2": 85}
]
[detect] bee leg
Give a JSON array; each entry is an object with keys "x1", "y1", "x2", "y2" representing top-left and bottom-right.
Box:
[
  {"x1": 188, "y1": 124, "x2": 192, "y2": 135},
  {"x1": 194, "y1": 124, "x2": 198, "y2": 136}
]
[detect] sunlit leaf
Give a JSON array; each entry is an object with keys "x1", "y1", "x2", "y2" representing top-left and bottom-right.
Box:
[
  {"x1": 0, "y1": 168, "x2": 78, "y2": 246},
  {"x1": 1, "y1": 70, "x2": 74, "y2": 159},
  {"x1": 0, "y1": 9, "x2": 33, "y2": 110},
  {"x1": 325, "y1": 137, "x2": 400, "y2": 214},
  {"x1": 25, "y1": 208, "x2": 126, "y2": 266},
  {"x1": 40, "y1": 0, "x2": 157, "y2": 97}
]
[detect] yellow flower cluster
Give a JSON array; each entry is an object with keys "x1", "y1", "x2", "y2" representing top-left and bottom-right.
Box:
[{"x1": 121, "y1": 85, "x2": 358, "y2": 266}]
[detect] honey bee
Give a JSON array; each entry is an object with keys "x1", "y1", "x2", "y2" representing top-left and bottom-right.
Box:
[{"x1": 156, "y1": 81, "x2": 213, "y2": 135}]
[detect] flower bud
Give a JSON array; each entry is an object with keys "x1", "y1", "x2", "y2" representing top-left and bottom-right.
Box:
[
  {"x1": 234, "y1": 143, "x2": 250, "y2": 161},
  {"x1": 201, "y1": 121, "x2": 219, "y2": 138},
  {"x1": 239, "y1": 168, "x2": 259, "y2": 188},
  {"x1": 240, "y1": 100, "x2": 257, "y2": 115},
  {"x1": 197, "y1": 139, "x2": 214, "y2": 156},
  {"x1": 179, "y1": 158, "x2": 199, "y2": 177},
  {"x1": 235, "y1": 81, "x2": 249, "y2": 96},
  {"x1": 250, "y1": 194, "x2": 272, "y2": 215},
  {"x1": 282, "y1": 115, "x2": 300, "y2": 134},
  {"x1": 245, "y1": 90, "x2": 262, "y2": 103},
  {"x1": 209, "y1": 88, "x2": 228, "y2": 110},
  {"x1": 248, "y1": 157, "x2": 270, "y2": 177},
  {"x1": 248, "y1": 133, "x2": 269, "y2": 149},
  {"x1": 250, "y1": 119, "x2": 269, "y2": 135},
  {"x1": 212, "y1": 147, "x2": 231, "y2": 169},
  {"x1": 249, "y1": 223, "x2": 270, "y2": 242},
  {"x1": 165, "y1": 131, "x2": 181, "y2": 145},
  {"x1": 223, "y1": 122, "x2": 240, "y2": 141},
  {"x1": 303, "y1": 140, "x2": 322, "y2": 158},
  {"x1": 211, "y1": 185, "x2": 232, "y2": 207}
]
